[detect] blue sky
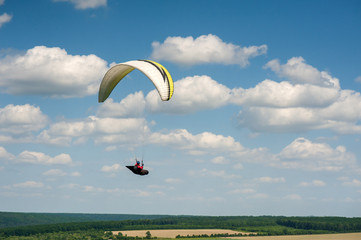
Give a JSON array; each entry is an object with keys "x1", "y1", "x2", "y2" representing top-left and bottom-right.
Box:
[{"x1": 0, "y1": 0, "x2": 361, "y2": 216}]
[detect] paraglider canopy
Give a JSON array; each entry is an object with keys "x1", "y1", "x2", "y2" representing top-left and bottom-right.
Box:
[{"x1": 98, "y1": 60, "x2": 174, "y2": 102}]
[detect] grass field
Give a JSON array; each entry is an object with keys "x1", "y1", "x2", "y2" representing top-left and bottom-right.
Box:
[{"x1": 112, "y1": 230, "x2": 361, "y2": 240}]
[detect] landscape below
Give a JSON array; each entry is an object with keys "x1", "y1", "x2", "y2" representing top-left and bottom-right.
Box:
[{"x1": 0, "y1": 212, "x2": 361, "y2": 239}]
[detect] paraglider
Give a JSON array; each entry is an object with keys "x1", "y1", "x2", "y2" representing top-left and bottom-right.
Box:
[
  {"x1": 126, "y1": 159, "x2": 149, "y2": 176},
  {"x1": 98, "y1": 59, "x2": 174, "y2": 102},
  {"x1": 98, "y1": 60, "x2": 174, "y2": 176}
]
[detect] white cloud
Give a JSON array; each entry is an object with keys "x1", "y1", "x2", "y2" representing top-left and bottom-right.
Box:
[
  {"x1": 38, "y1": 116, "x2": 147, "y2": 145},
  {"x1": 0, "y1": 104, "x2": 48, "y2": 135},
  {"x1": 165, "y1": 178, "x2": 182, "y2": 183},
  {"x1": 236, "y1": 57, "x2": 361, "y2": 134},
  {"x1": 299, "y1": 180, "x2": 326, "y2": 187},
  {"x1": 265, "y1": 57, "x2": 340, "y2": 88},
  {"x1": 151, "y1": 34, "x2": 267, "y2": 67},
  {"x1": 120, "y1": 58, "x2": 361, "y2": 135},
  {"x1": 248, "y1": 193, "x2": 269, "y2": 199},
  {"x1": 135, "y1": 189, "x2": 152, "y2": 197},
  {"x1": 0, "y1": 13, "x2": 12, "y2": 28},
  {"x1": 101, "y1": 163, "x2": 122, "y2": 173},
  {"x1": 105, "y1": 145, "x2": 117, "y2": 151},
  {"x1": 43, "y1": 169, "x2": 67, "y2": 177},
  {"x1": 97, "y1": 91, "x2": 145, "y2": 118},
  {"x1": 149, "y1": 129, "x2": 245, "y2": 156},
  {"x1": 275, "y1": 138, "x2": 356, "y2": 171},
  {"x1": 143, "y1": 58, "x2": 361, "y2": 134},
  {"x1": 229, "y1": 188, "x2": 256, "y2": 194},
  {"x1": 13, "y1": 181, "x2": 44, "y2": 188},
  {"x1": 70, "y1": 171, "x2": 81, "y2": 177},
  {"x1": 319, "y1": 90, "x2": 361, "y2": 134},
  {"x1": 342, "y1": 179, "x2": 361, "y2": 187},
  {"x1": 237, "y1": 89, "x2": 361, "y2": 134},
  {"x1": 231, "y1": 79, "x2": 339, "y2": 108},
  {"x1": 146, "y1": 75, "x2": 231, "y2": 114},
  {"x1": 238, "y1": 106, "x2": 325, "y2": 133},
  {"x1": 53, "y1": 0, "x2": 107, "y2": 9},
  {"x1": 1, "y1": 146, "x2": 72, "y2": 165},
  {"x1": 0, "y1": 46, "x2": 108, "y2": 98},
  {"x1": 257, "y1": 176, "x2": 285, "y2": 183},
  {"x1": 0, "y1": 146, "x2": 14, "y2": 161},
  {"x1": 17, "y1": 151, "x2": 72, "y2": 165},
  {"x1": 211, "y1": 156, "x2": 229, "y2": 164},
  {"x1": 189, "y1": 168, "x2": 242, "y2": 179}
]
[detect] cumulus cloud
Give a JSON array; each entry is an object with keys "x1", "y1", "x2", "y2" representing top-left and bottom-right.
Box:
[
  {"x1": 38, "y1": 116, "x2": 147, "y2": 145},
  {"x1": 299, "y1": 180, "x2": 326, "y2": 187},
  {"x1": 248, "y1": 193, "x2": 269, "y2": 199},
  {"x1": 17, "y1": 151, "x2": 72, "y2": 165},
  {"x1": 238, "y1": 90, "x2": 361, "y2": 133},
  {"x1": 101, "y1": 163, "x2": 122, "y2": 173},
  {"x1": 231, "y1": 79, "x2": 339, "y2": 108},
  {"x1": 143, "y1": 57, "x2": 361, "y2": 134},
  {"x1": 319, "y1": 90, "x2": 361, "y2": 130},
  {"x1": 211, "y1": 156, "x2": 229, "y2": 164},
  {"x1": 53, "y1": 0, "x2": 107, "y2": 9},
  {"x1": 165, "y1": 178, "x2": 182, "y2": 183},
  {"x1": 97, "y1": 91, "x2": 145, "y2": 118},
  {"x1": 256, "y1": 176, "x2": 285, "y2": 183},
  {"x1": 229, "y1": 188, "x2": 256, "y2": 194},
  {"x1": 43, "y1": 169, "x2": 67, "y2": 177},
  {"x1": 0, "y1": 104, "x2": 48, "y2": 135},
  {"x1": 0, "y1": 13, "x2": 12, "y2": 28},
  {"x1": 342, "y1": 179, "x2": 361, "y2": 187},
  {"x1": 238, "y1": 107, "x2": 326, "y2": 133},
  {"x1": 237, "y1": 57, "x2": 361, "y2": 134},
  {"x1": 149, "y1": 129, "x2": 245, "y2": 156},
  {"x1": 13, "y1": 181, "x2": 44, "y2": 188},
  {"x1": 189, "y1": 168, "x2": 242, "y2": 179},
  {"x1": 264, "y1": 57, "x2": 340, "y2": 88},
  {"x1": 0, "y1": 146, "x2": 14, "y2": 161},
  {"x1": 146, "y1": 75, "x2": 231, "y2": 114},
  {"x1": 0, "y1": 46, "x2": 108, "y2": 98},
  {"x1": 151, "y1": 34, "x2": 267, "y2": 67},
  {"x1": 274, "y1": 138, "x2": 356, "y2": 171}
]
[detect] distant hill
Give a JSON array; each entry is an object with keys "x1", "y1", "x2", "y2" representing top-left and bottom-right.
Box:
[{"x1": 0, "y1": 212, "x2": 170, "y2": 229}]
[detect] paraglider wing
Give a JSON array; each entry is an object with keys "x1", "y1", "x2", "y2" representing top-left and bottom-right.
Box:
[
  {"x1": 126, "y1": 166, "x2": 149, "y2": 176},
  {"x1": 98, "y1": 60, "x2": 173, "y2": 102}
]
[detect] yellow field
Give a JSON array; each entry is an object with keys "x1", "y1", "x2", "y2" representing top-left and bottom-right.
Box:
[
  {"x1": 229, "y1": 232, "x2": 361, "y2": 240},
  {"x1": 112, "y1": 229, "x2": 361, "y2": 240},
  {"x1": 112, "y1": 229, "x2": 244, "y2": 238}
]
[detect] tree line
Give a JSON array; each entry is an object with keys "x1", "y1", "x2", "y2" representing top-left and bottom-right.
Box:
[
  {"x1": 0, "y1": 212, "x2": 169, "y2": 229},
  {"x1": 276, "y1": 217, "x2": 361, "y2": 232},
  {"x1": 1, "y1": 215, "x2": 361, "y2": 238}
]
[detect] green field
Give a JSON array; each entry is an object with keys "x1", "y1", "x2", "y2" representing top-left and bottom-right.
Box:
[{"x1": 1, "y1": 212, "x2": 361, "y2": 239}]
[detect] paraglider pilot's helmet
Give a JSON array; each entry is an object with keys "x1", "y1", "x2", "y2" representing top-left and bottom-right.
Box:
[{"x1": 137, "y1": 161, "x2": 140, "y2": 165}]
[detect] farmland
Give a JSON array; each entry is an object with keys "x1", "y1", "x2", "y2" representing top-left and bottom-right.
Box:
[
  {"x1": 1, "y1": 213, "x2": 361, "y2": 239},
  {"x1": 113, "y1": 229, "x2": 248, "y2": 238},
  {"x1": 229, "y1": 232, "x2": 361, "y2": 240}
]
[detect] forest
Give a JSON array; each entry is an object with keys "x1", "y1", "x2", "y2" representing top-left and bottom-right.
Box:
[{"x1": 0, "y1": 212, "x2": 361, "y2": 239}]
